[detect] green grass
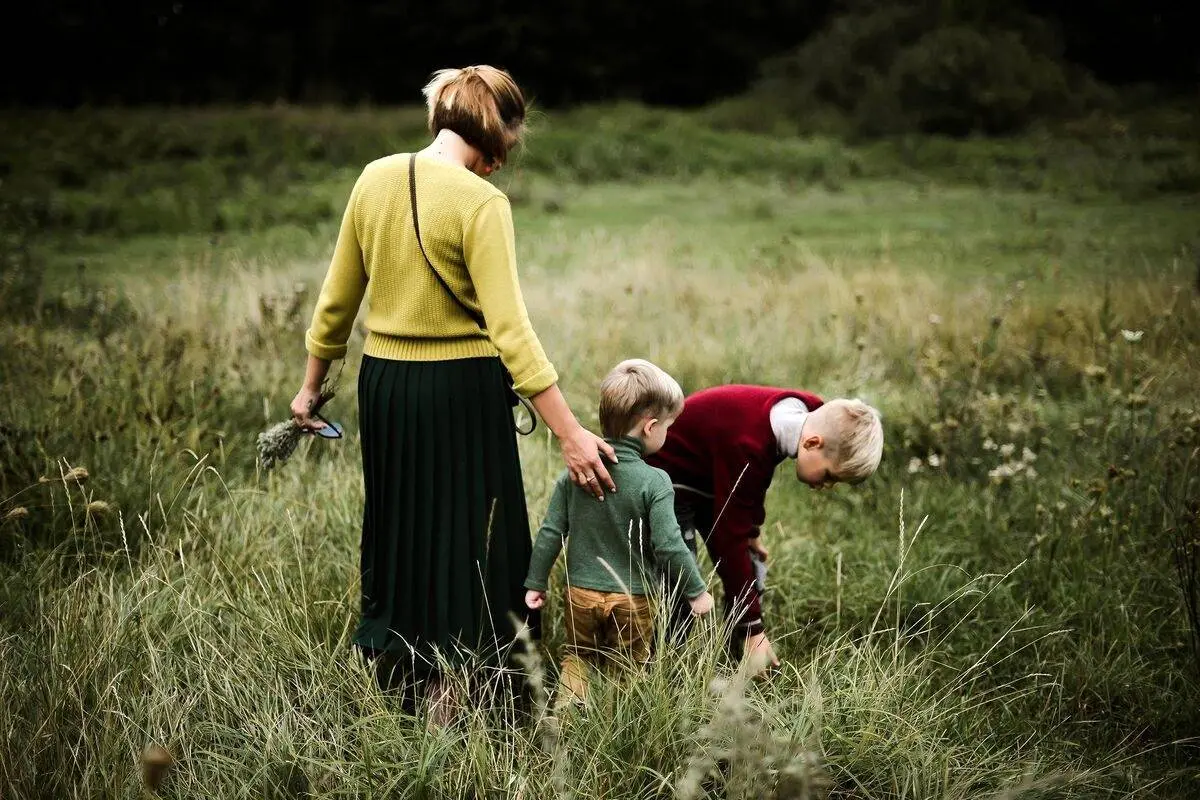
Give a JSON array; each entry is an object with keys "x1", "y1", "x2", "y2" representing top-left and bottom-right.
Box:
[{"x1": 2, "y1": 104, "x2": 1199, "y2": 798}]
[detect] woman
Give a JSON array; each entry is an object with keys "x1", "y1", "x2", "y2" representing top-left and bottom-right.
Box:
[{"x1": 290, "y1": 66, "x2": 615, "y2": 706}]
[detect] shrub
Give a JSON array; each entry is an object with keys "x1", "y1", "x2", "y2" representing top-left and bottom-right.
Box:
[
  {"x1": 751, "y1": 1, "x2": 1108, "y2": 138},
  {"x1": 874, "y1": 27, "x2": 1072, "y2": 136}
]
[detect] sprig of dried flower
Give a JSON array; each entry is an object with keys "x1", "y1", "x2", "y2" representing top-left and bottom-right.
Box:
[{"x1": 257, "y1": 373, "x2": 340, "y2": 471}]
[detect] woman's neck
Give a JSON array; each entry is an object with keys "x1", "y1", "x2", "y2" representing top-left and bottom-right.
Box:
[{"x1": 421, "y1": 130, "x2": 486, "y2": 173}]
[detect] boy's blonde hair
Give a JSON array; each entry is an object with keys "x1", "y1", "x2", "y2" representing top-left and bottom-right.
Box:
[
  {"x1": 423, "y1": 66, "x2": 526, "y2": 167},
  {"x1": 820, "y1": 398, "x2": 884, "y2": 483},
  {"x1": 599, "y1": 359, "x2": 685, "y2": 439}
]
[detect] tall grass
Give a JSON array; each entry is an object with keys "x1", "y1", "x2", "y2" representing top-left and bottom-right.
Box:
[
  {"x1": 2, "y1": 109, "x2": 1199, "y2": 798},
  {"x1": 3, "y1": 103, "x2": 1198, "y2": 242}
]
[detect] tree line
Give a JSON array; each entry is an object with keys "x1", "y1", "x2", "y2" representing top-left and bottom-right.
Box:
[{"x1": 5, "y1": 0, "x2": 1195, "y2": 108}]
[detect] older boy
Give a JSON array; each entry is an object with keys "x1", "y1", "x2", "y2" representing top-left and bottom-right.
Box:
[
  {"x1": 646, "y1": 385, "x2": 883, "y2": 669},
  {"x1": 525, "y1": 359, "x2": 715, "y2": 705}
]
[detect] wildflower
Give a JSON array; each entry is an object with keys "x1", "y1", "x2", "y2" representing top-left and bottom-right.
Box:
[
  {"x1": 1024, "y1": 466, "x2": 1038, "y2": 479},
  {"x1": 1083, "y1": 364, "x2": 1107, "y2": 379},
  {"x1": 1021, "y1": 447, "x2": 1037, "y2": 463},
  {"x1": 999, "y1": 443, "x2": 1016, "y2": 458},
  {"x1": 1120, "y1": 329, "x2": 1143, "y2": 343},
  {"x1": 908, "y1": 457, "x2": 923, "y2": 474},
  {"x1": 988, "y1": 463, "x2": 1018, "y2": 480},
  {"x1": 982, "y1": 438, "x2": 997, "y2": 451},
  {"x1": 1126, "y1": 393, "x2": 1148, "y2": 409},
  {"x1": 64, "y1": 466, "x2": 89, "y2": 484},
  {"x1": 3, "y1": 506, "x2": 29, "y2": 522},
  {"x1": 928, "y1": 313, "x2": 943, "y2": 326},
  {"x1": 926, "y1": 453, "x2": 941, "y2": 468}
]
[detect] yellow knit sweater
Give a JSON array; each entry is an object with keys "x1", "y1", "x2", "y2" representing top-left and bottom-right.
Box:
[{"x1": 305, "y1": 154, "x2": 558, "y2": 398}]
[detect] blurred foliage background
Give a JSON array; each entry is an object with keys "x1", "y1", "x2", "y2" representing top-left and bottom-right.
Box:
[{"x1": 7, "y1": 0, "x2": 1196, "y2": 119}]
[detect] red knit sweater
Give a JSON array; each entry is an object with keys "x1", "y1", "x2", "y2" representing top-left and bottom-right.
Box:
[{"x1": 646, "y1": 385, "x2": 824, "y2": 633}]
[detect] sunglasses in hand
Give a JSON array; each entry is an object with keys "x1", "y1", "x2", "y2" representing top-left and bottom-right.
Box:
[{"x1": 305, "y1": 412, "x2": 343, "y2": 439}]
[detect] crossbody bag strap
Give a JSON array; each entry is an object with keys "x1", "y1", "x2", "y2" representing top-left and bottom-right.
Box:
[
  {"x1": 409, "y1": 155, "x2": 486, "y2": 328},
  {"x1": 408, "y1": 154, "x2": 537, "y2": 435}
]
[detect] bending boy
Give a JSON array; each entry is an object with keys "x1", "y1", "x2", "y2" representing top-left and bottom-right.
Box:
[{"x1": 646, "y1": 385, "x2": 883, "y2": 668}]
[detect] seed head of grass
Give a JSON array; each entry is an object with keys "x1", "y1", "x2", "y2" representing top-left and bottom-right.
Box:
[
  {"x1": 140, "y1": 743, "x2": 173, "y2": 791},
  {"x1": 63, "y1": 466, "x2": 89, "y2": 484},
  {"x1": 85, "y1": 500, "x2": 113, "y2": 517}
]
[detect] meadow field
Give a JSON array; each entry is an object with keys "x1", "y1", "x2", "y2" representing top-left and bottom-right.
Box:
[{"x1": 1, "y1": 105, "x2": 1199, "y2": 798}]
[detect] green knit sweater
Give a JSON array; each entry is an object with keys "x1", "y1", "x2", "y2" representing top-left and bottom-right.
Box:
[{"x1": 525, "y1": 438, "x2": 707, "y2": 599}]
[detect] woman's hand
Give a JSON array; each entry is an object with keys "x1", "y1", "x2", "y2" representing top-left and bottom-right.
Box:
[
  {"x1": 290, "y1": 385, "x2": 327, "y2": 433},
  {"x1": 528, "y1": 383, "x2": 618, "y2": 500},
  {"x1": 291, "y1": 355, "x2": 333, "y2": 432},
  {"x1": 525, "y1": 590, "x2": 546, "y2": 610},
  {"x1": 561, "y1": 424, "x2": 617, "y2": 500}
]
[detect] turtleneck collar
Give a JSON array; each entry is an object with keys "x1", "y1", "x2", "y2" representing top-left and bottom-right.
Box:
[{"x1": 605, "y1": 436, "x2": 646, "y2": 461}]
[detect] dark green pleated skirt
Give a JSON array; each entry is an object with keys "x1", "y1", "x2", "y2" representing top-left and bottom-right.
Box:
[{"x1": 354, "y1": 355, "x2": 535, "y2": 675}]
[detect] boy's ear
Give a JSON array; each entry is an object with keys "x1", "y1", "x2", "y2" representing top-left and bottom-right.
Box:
[{"x1": 801, "y1": 433, "x2": 824, "y2": 451}]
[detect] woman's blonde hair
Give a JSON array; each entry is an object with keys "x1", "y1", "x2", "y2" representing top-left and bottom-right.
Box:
[
  {"x1": 598, "y1": 359, "x2": 685, "y2": 439},
  {"x1": 423, "y1": 66, "x2": 526, "y2": 166}
]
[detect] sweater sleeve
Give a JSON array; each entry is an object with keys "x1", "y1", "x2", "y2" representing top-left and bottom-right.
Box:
[
  {"x1": 648, "y1": 473, "x2": 707, "y2": 599},
  {"x1": 463, "y1": 196, "x2": 558, "y2": 397},
  {"x1": 306, "y1": 174, "x2": 368, "y2": 361},
  {"x1": 708, "y1": 454, "x2": 770, "y2": 635},
  {"x1": 525, "y1": 474, "x2": 571, "y2": 592}
]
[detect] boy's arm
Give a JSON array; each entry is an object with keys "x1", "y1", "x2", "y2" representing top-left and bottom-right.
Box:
[
  {"x1": 647, "y1": 474, "x2": 707, "y2": 599},
  {"x1": 524, "y1": 475, "x2": 571, "y2": 592},
  {"x1": 708, "y1": 456, "x2": 771, "y2": 635}
]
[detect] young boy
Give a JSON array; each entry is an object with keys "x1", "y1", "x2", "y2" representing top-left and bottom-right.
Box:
[
  {"x1": 524, "y1": 359, "x2": 715, "y2": 704},
  {"x1": 645, "y1": 385, "x2": 883, "y2": 670}
]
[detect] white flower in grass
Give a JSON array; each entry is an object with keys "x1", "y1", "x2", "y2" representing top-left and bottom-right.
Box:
[
  {"x1": 908, "y1": 457, "x2": 923, "y2": 474},
  {"x1": 999, "y1": 443, "x2": 1016, "y2": 458},
  {"x1": 928, "y1": 313, "x2": 943, "y2": 326},
  {"x1": 1022, "y1": 447, "x2": 1037, "y2": 462},
  {"x1": 988, "y1": 463, "x2": 1017, "y2": 480},
  {"x1": 926, "y1": 453, "x2": 941, "y2": 468},
  {"x1": 982, "y1": 438, "x2": 997, "y2": 451},
  {"x1": 1120, "y1": 329, "x2": 1143, "y2": 343}
]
